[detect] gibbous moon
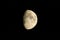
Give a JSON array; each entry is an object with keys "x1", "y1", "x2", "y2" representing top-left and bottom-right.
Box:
[{"x1": 23, "y1": 10, "x2": 38, "y2": 30}]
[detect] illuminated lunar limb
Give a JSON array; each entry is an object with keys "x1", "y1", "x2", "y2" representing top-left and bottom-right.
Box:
[{"x1": 23, "y1": 10, "x2": 38, "y2": 30}]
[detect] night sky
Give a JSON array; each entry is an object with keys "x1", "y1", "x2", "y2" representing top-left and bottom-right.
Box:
[{"x1": 8, "y1": 0, "x2": 60, "y2": 32}]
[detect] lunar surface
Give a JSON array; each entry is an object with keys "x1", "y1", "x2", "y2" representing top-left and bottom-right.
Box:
[{"x1": 23, "y1": 10, "x2": 38, "y2": 30}]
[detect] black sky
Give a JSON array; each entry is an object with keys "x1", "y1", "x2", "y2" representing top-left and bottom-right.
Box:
[{"x1": 8, "y1": 0, "x2": 60, "y2": 32}]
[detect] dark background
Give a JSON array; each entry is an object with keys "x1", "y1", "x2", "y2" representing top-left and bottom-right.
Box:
[{"x1": 8, "y1": 0, "x2": 60, "y2": 32}]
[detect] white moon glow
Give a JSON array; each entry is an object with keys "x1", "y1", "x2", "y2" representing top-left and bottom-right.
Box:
[{"x1": 23, "y1": 10, "x2": 38, "y2": 30}]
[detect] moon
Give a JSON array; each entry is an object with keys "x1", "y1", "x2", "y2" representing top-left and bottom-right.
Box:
[{"x1": 23, "y1": 10, "x2": 38, "y2": 30}]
